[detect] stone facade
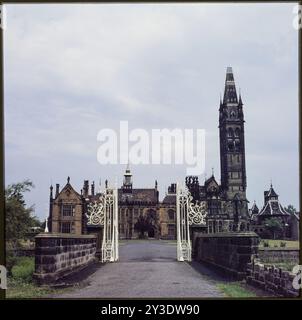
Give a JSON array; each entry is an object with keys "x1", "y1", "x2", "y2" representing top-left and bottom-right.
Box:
[
  {"x1": 34, "y1": 233, "x2": 96, "y2": 284},
  {"x1": 48, "y1": 170, "x2": 177, "y2": 240},
  {"x1": 246, "y1": 260, "x2": 300, "y2": 297},
  {"x1": 48, "y1": 178, "x2": 84, "y2": 235},
  {"x1": 193, "y1": 232, "x2": 260, "y2": 280},
  {"x1": 158, "y1": 183, "x2": 177, "y2": 239}
]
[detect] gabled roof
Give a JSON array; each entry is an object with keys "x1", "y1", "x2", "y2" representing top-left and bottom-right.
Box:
[
  {"x1": 205, "y1": 175, "x2": 218, "y2": 186},
  {"x1": 258, "y1": 200, "x2": 290, "y2": 217},
  {"x1": 56, "y1": 179, "x2": 82, "y2": 201},
  {"x1": 293, "y1": 212, "x2": 300, "y2": 221},
  {"x1": 205, "y1": 175, "x2": 220, "y2": 193},
  {"x1": 250, "y1": 201, "x2": 259, "y2": 215},
  {"x1": 267, "y1": 185, "x2": 278, "y2": 198}
]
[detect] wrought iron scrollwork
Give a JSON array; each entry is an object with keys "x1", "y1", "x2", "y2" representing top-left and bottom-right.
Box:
[
  {"x1": 176, "y1": 184, "x2": 208, "y2": 262},
  {"x1": 188, "y1": 197, "x2": 207, "y2": 226},
  {"x1": 85, "y1": 187, "x2": 119, "y2": 263},
  {"x1": 86, "y1": 197, "x2": 105, "y2": 226}
]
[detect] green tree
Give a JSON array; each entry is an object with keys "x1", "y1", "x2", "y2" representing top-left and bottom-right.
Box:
[
  {"x1": 5, "y1": 180, "x2": 39, "y2": 249},
  {"x1": 264, "y1": 217, "x2": 283, "y2": 240},
  {"x1": 284, "y1": 205, "x2": 297, "y2": 215}
]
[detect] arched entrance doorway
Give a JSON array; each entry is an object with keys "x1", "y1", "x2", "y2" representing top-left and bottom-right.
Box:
[{"x1": 148, "y1": 227, "x2": 155, "y2": 238}]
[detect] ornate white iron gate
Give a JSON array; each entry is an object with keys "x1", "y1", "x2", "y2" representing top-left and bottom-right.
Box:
[
  {"x1": 86, "y1": 186, "x2": 119, "y2": 263},
  {"x1": 176, "y1": 183, "x2": 207, "y2": 262}
]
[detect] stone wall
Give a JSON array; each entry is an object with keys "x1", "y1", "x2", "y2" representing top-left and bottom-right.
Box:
[
  {"x1": 246, "y1": 260, "x2": 300, "y2": 297},
  {"x1": 34, "y1": 233, "x2": 97, "y2": 284},
  {"x1": 193, "y1": 232, "x2": 260, "y2": 280},
  {"x1": 258, "y1": 248, "x2": 299, "y2": 264}
]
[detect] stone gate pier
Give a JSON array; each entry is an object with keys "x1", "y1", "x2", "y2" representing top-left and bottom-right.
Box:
[
  {"x1": 193, "y1": 232, "x2": 260, "y2": 280},
  {"x1": 34, "y1": 233, "x2": 97, "y2": 284}
]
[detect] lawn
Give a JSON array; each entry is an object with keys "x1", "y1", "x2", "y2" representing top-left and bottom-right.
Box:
[
  {"x1": 6, "y1": 279, "x2": 69, "y2": 299},
  {"x1": 259, "y1": 239, "x2": 299, "y2": 249},
  {"x1": 6, "y1": 256, "x2": 70, "y2": 299},
  {"x1": 217, "y1": 282, "x2": 258, "y2": 298}
]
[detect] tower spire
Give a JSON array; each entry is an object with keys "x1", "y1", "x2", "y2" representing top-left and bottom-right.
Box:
[
  {"x1": 219, "y1": 67, "x2": 247, "y2": 217},
  {"x1": 223, "y1": 67, "x2": 238, "y2": 104}
]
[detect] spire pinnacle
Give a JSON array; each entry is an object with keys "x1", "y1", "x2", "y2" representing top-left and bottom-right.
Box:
[
  {"x1": 223, "y1": 67, "x2": 238, "y2": 104},
  {"x1": 50, "y1": 184, "x2": 53, "y2": 199}
]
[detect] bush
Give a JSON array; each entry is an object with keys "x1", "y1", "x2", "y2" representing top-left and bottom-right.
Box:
[
  {"x1": 11, "y1": 257, "x2": 34, "y2": 282},
  {"x1": 6, "y1": 254, "x2": 19, "y2": 275},
  {"x1": 280, "y1": 241, "x2": 287, "y2": 247},
  {"x1": 263, "y1": 241, "x2": 270, "y2": 247}
]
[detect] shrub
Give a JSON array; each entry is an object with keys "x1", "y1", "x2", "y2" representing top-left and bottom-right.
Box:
[
  {"x1": 280, "y1": 241, "x2": 287, "y2": 248},
  {"x1": 11, "y1": 257, "x2": 34, "y2": 282},
  {"x1": 263, "y1": 241, "x2": 270, "y2": 247},
  {"x1": 6, "y1": 254, "x2": 19, "y2": 275}
]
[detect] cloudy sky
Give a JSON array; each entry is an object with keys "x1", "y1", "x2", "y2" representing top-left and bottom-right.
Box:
[{"x1": 4, "y1": 3, "x2": 299, "y2": 220}]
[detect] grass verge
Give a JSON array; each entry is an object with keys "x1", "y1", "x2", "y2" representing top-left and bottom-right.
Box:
[
  {"x1": 6, "y1": 278, "x2": 70, "y2": 299},
  {"x1": 217, "y1": 282, "x2": 258, "y2": 298},
  {"x1": 259, "y1": 239, "x2": 299, "y2": 249}
]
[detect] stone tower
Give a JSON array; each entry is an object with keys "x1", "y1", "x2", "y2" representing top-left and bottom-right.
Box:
[{"x1": 219, "y1": 67, "x2": 247, "y2": 209}]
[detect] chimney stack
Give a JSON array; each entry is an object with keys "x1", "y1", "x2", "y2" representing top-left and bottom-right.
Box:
[
  {"x1": 83, "y1": 180, "x2": 89, "y2": 197},
  {"x1": 55, "y1": 184, "x2": 60, "y2": 198},
  {"x1": 91, "y1": 181, "x2": 95, "y2": 196}
]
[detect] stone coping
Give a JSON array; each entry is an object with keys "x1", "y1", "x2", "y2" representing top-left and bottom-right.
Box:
[
  {"x1": 35, "y1": 232, "x2": 96, "y2": 239},
  {"x1": 194, "y1": 231, "x2": 259, "y2": 238}
]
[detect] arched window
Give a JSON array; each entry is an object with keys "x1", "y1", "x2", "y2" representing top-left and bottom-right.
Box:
[
  {"x1": 227, "y1": 128, "x2": 234, "y2": 138},
  {"x1": 228, "y1": 141, "x2": 234, "y2": 152},
  {"x1": 235, "y1": 128, "x2": 240, "y2": 137}
]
